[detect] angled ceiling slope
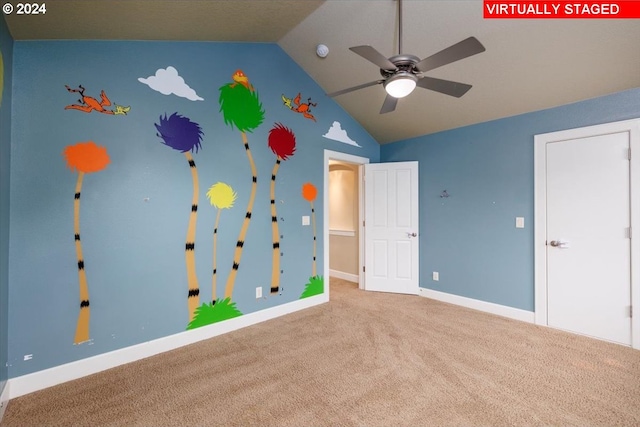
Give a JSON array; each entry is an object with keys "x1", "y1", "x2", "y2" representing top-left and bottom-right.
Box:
[{"x1": 5, "y1": 0, "x2": 640, "y2": 144}]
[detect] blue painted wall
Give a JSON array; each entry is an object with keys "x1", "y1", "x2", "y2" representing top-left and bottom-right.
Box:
[
  {"x1": 0, "y1": 15, "x2": 13, "y2": 393},
  {"x1": 381, "y1": 88, "x2": 640, "y2": 311},
  {"x1": 8, "y1": 41, "x2": 379, "y2": 377}
]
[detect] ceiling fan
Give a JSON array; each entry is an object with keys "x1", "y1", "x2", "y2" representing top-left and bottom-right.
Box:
[{"x1": 327, "y1": 0, "x2": 486, "y2": 114}]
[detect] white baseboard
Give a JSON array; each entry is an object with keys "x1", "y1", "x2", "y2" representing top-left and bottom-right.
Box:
[
  {"x1": 329, "y1": 269, "x2": 359, "y2": 283},
  {"x1": 0, "y1": 380, "x2": 9, "y2": 422},
  {"x1": 419, "y1": 288, "x2": 535, "y2": 323},
  {"x1": 9, "y1": 293, "x2": 328, "y2": 399}
]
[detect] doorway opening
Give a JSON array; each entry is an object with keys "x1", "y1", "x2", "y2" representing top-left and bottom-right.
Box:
[{"x1": 323, "y1": 150, "x2": 369, "y2": 299}]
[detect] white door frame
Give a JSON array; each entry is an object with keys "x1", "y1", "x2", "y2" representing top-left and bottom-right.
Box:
[
  {"x1": 324, "y1": 150, "x2": 370, "y2": 297},
  {"x1": 534, "y1": 118, "x2": 640, "y2": 349}
]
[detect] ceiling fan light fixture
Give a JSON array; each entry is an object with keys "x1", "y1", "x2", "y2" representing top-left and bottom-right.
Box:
[{"x1": 384, "y1": 72, "x2": 417, "y2": 98}]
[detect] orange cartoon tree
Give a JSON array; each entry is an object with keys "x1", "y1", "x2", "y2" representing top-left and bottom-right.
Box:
[
  {"x1": 302, "y1": 182, "x2": 318, "y2": 277},
  {"x1": 63, "y1": 141, "x2": 110, "y2": 344},
  {"x1": 300, "y1": 182, "x2": 323, "y2": 299},
  {"x1": 267, "y1": 123, "x2": 296, "y2": 294}
]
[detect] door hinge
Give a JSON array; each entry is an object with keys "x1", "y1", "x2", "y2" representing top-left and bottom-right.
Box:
[
  {"x1": 628, "y1": 148, "x2": 632, "y2": 160},
  {"x1": 363, "y1": 266, "x2": 365, "y2": 273},
  {"x1": 363, "y1": 220, "x2": 365, "y2": 227},
  {"x1": 627, "y1": 227, "x2": 632, "y2": 239},
  {"x1": 630, "y1": 305, "x2": 633, "y2": 318}
]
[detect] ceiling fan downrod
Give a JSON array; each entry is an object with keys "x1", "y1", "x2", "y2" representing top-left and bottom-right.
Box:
[{"x1": 397, "y1": 0, "x2": 403, "y2": 55}]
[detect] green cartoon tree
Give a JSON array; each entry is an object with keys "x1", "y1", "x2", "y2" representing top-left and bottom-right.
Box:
[{"x1": 218, "y1": 73, "x2": 265, "y2": 301}]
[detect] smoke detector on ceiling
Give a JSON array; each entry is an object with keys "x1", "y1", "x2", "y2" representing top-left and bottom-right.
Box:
[{"x1": 316, "y1": 44, "x2": 329, "y2": 58}]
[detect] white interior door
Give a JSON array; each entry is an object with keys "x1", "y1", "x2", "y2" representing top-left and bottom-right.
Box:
[
  {"x1": 364, "y1": 161, "x2": 419, "y2": 295},
  {"x1": 546, "y1": 132, "x2": 631, "y2": 345}
]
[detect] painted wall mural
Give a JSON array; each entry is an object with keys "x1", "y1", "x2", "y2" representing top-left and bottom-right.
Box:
[
  {"x1": 300, "y1": 182, "x2": 324, "y2": 299},
  {"x1": 282, "y1": 92, "x2": 317, "y2": 122},
  {"x1": 187, "y1": 182, "x2": 242, "y2": 330},
  {"x1": 218, "y1": 70, "x2": 265, "y2": 302},
  {"x1": 188, "y1": 167, "x2": 243, "y2": 334},
  {"x1": 267, "y1": 123, "x2": 296, "y2": 294},
  {"x1": 7, "y1": 41, "x2": 383, "y2": 378},
  {"x1": 155, "y1": 113, "x2": 204, "y2": 322},
  {"x1": 138, "y1": 66, "x2": 204, "y2": 101},
  {"x1": 323, "y1": 121, "x2": 361, "y2": 147},
  {"x1": 206, "y1": 182, "x2": 237, "y2": 304},
  {"x1": 62, "y1": 141, "x2": 111, "y2": 344},
  {"x1": 64, "y1": 85, "x2": 130, "y2": 115},
  {"x1": 229, "y1": 69, "x2": 253, "y2": 91}
]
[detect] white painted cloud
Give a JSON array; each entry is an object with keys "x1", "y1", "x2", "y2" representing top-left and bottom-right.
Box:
[
  {"x1": 138, "y1": 66, "x2": 204, "y2": 101},
  {"x1": 322, "y1": 121, "x2": 361, "y2": 147}
]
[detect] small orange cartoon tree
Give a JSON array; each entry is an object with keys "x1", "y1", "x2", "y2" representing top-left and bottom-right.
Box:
[
  {"x1": 63, "y1": 141, "x2": 110, "y2": 344},
  {"x1": 302, "y1": 182, "x2": 318, "y2": 277}
]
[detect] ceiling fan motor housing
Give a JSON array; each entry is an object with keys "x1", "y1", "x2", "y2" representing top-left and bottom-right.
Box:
[{"x1": 380, "y1": 54, "x2": 421, "y2": 78}]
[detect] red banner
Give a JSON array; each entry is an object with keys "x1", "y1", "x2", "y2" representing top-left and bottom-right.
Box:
[{"x1": 484, "y1": 1, "x2": 640, "y2": 18}]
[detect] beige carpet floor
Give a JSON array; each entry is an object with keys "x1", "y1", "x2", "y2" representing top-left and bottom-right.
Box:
[{"x1": 2, "y1": 278, "x2": 639, "y2": 426}]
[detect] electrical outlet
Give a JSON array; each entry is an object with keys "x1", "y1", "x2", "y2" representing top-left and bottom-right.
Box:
[
  {"x1": 432, "y1": 272, "x2": 439, "y2": 281},
  {"x1": 256, "y1": 287, "x2": 262, "y2": 299}
]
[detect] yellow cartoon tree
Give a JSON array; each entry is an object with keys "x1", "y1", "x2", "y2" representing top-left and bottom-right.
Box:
[
  {"x1": 186, "y1": 182, "x2": 243, "y2": 330},
  {"x1": 206, "y1": 182, "x2": 237, "y2": 303},
  {"x1": 63, "y1": 141, "x2": 110, "y2": 344}
]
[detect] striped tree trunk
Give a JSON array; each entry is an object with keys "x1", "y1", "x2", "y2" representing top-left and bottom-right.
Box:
[
  {"x1": 310, "y1": 201, "x2": 317, "y2": 277},
  {"x1": 211, "y1": 208, "x2": 221, "y2": 304},
  {"x1": 270, "y1": 158, "x2": 281, "y2": 294},
  {"x1": 224, "y1": 132, "x2": 257, "y2": 300},
  {"x1": 184, "y1": 152, "x2": 200, "y2": 321},
  {"x1": 73, "y1": 172, "x2": 90, "y2": 344}
]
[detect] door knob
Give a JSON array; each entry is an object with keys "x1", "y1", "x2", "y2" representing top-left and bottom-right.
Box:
[
  {"x1": 407, "y1": 232, "x2": 417, "y2": 238},
  {"x1": 549, "y1": 240, "x2": 569, "y2": 248}
]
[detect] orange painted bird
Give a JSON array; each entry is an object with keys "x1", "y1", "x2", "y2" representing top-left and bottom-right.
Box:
[{"x1": 230, "y1": 69, "x2": 254, "y2": 91}]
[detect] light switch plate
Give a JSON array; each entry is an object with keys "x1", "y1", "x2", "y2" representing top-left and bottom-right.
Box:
[
  {"x1": 302, "y1": 216, "x2": 310, "y2": 226},
  {"x1": 515, "y1": 217, "x2": 525, "y2": 228}
]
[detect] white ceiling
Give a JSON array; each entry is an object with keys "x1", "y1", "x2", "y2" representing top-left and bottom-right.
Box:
[{"x1": 5, "y1": 0, "x2": 640, "y2": 144}]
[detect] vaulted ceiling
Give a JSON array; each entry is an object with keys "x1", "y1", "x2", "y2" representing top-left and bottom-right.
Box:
[{"x1": 5, "y1": 0, "x2": 640, "y2": 143}]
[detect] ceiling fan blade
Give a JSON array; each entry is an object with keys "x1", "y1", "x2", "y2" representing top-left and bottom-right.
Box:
[
  {"x1": 327, "y1": 80, "x2": 384, "y2": 97},
  {"x1": 417, "y1": 76, "x2": 473, "y2": 98},
  {"x1": 349, "y1": 45, "x2": 397, "y2": 70},
  {"x1": 380, "y1": 94, "x2": 398, "y2": 114},
  {"x1": 415, "y1": 37, "x2": 486, "y2": 73}
]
